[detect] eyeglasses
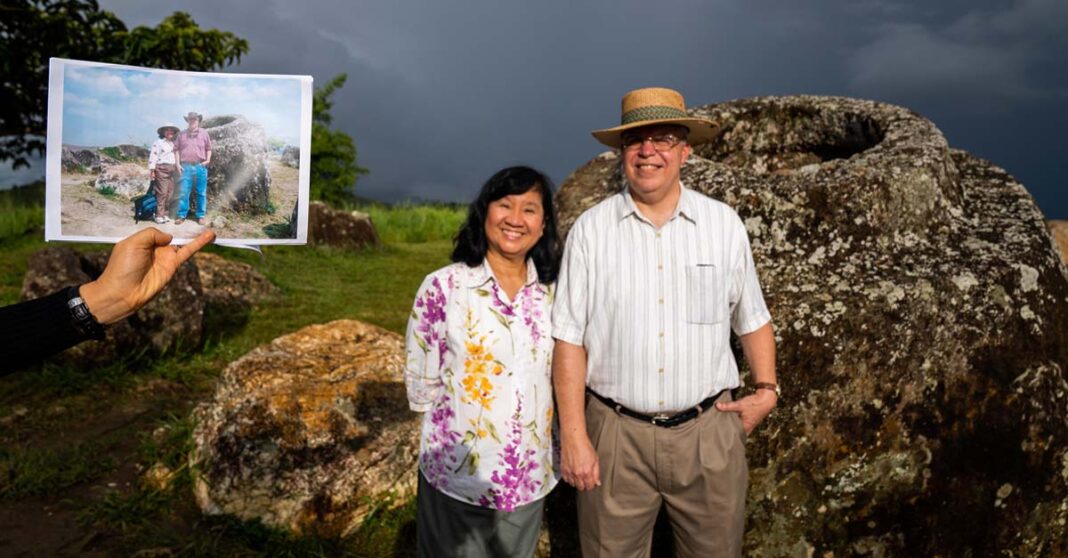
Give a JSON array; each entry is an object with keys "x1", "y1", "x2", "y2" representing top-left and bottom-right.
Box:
[{"x1": 621, "y1": 133, "x2": 685, "y2": 152}]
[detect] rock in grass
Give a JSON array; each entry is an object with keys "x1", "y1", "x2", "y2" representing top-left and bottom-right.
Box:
[
  {"x1": 195, "y1": 252, "x2": 278, "y2": 335},
  {"x1": 190, "y1": 319, "x2": 419, "y2": 538},
  {"x1": 555, "y1": 95, "x2": 1068, "y2": 556},
  {"x1": 306, "y1": 201, "x2": 380, "y2": 248}
]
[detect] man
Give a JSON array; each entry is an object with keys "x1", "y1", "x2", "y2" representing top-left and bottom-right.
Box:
[
  {"x1": 174, "y1": 111, "x2": 212, "y2": 225},
  {"x1": 552, "y1": 87, "x2": 778, "y2": 558}
]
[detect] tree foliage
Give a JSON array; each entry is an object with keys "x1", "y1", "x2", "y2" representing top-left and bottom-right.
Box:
[
  {"x1": 311, "y1": 73, "x2": 368, "y2": 206},
  {"x1": 0, "y1": 0, "x2": 249, "y2": 168}
]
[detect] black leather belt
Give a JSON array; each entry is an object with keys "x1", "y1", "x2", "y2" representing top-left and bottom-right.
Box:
[{"x1": 587, "y1": 388, "x2": 726, "y2": 428}]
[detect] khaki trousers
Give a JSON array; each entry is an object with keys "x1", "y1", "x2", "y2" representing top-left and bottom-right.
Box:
[
  {"x1": 577, "y1": 392, "x2": 747, "y2": 558},
  {"x1": 153, "y1": 163, "x2": 176, "y2": 219}
]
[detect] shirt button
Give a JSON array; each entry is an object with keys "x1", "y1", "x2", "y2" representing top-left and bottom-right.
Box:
[
  {"x1": 659, "y1": 331, "x2": 664, "y2": 338},
  {"x1": 658, "y1": 367, "x2": 665, "y2": 373},
  {"x1": 657, "y1": 264, "x2": 663, "y2": 271},
  {"x1": 659, "y1": 400, "x2": 665, "y2": 407},
  {"x1": 656, "y1": 232, "x2": 662, "y2": 238},
  {"x1": 659, "y1": 298, "x2": 664, "y2": 304}
]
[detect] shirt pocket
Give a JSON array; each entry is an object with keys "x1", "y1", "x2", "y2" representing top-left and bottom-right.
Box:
[{"x1": 686, "y1": 264, "x2": 728, "y2": 324}]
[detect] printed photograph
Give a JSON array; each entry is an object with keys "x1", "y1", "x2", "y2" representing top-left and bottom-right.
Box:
[{"x1": 45, "y1": 58, "x2": 311, "y2": 244}]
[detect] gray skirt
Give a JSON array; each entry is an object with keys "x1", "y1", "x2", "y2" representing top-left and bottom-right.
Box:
[{"x1": 416, "y1": 472, "x2": 544, "y2": 558}]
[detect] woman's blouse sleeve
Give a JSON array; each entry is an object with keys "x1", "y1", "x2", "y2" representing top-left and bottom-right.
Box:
[{"x1": 404, "y1": 272, "x2": 451, "y2": 412}]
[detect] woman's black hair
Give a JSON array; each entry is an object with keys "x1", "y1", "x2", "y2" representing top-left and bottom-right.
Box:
[{"x1": 451, "y1": 165, "x2": 561, "y2": 284}]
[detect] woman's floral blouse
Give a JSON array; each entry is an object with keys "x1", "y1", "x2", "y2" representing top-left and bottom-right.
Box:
[{"x1": 404, "y1": 260, "x2": 559, "y2": 511}]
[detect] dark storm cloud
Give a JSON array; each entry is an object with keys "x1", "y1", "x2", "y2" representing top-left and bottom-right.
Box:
[{"x1": 74, "y1": 1, "x2": 1067, "y2": 217}]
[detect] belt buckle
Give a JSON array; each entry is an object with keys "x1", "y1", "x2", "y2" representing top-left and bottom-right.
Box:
[{"x1": 651, "y1": 413, "x2": 670, "y2": 426}]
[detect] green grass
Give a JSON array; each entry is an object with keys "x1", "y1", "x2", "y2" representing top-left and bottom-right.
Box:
[
  {"x1": 351, "y1": 202, "x2": 466, "y2": 244},
  {"x1": 0, "y1": 182, "x2": 44, "y2": 243},
  {"x1": 0, "y1": 440, "x2": 117, "y2": 499}
]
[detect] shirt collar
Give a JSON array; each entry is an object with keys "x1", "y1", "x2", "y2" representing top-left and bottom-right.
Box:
[
  {"x1": 614, "y1": 181, "x2": 698, "y2": 225},
  {"x1": 466, "y1": 258, "x2": 545, "y2": 294}
]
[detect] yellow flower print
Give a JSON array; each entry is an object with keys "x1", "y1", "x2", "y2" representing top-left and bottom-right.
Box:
[{"x1": 462, "y1": 312, "x2": 499, "y2": 411}]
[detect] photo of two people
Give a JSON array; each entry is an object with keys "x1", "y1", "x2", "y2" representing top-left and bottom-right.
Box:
[{"x1": 46, "y1": 58, "x2": 312, "y2": 245}]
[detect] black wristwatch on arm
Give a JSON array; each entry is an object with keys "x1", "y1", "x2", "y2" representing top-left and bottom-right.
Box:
[{"x1": 66, "y1": 286, "x2": 107, "y2": 341}]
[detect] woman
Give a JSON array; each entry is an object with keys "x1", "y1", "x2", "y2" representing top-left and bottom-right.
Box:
[
  {"x1": 404, "y1": 166, "x2": 561, "y2": 558},
  {"x1": 147, "y1": 122, "x2": 181, "y2": 224}
]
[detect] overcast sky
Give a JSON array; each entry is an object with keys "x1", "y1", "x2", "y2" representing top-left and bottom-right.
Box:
[{"x1": 5, "y1": 0, "x2": 1066, "y2": 218}]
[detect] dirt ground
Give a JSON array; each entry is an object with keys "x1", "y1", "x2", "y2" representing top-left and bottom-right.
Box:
[{"x1": 60, "y1": 159, "x2": 300, "y2": 242}]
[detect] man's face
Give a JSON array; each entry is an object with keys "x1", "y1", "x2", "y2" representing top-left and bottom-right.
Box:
[
  {"x1": 621, "y1": 124, "x2": 691, "y2": 201},
  {"x1": 186, "y1": 117, "x2": 199, "y2": 132}
]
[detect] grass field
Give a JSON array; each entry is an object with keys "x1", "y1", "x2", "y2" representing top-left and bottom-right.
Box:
[{"x1": 0, "y1": 184, "x2": 464, "y2": 556}]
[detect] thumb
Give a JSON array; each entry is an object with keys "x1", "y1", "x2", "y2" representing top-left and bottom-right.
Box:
[{"x1": 716, "y1": 400, "x2": 741, "y2": 412}]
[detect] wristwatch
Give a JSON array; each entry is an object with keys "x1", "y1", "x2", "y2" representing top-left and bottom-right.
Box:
[
  {"x1": 66, "y1": 286, "x2": 107, "y2": 341},
  {"x1": 754, "y1": 382, "x2": 781, "y2": 398}
]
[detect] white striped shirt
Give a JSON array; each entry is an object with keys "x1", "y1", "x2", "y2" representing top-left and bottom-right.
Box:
[{"x1": 552, "y1": 184, "x2": 771, "y2": 414}]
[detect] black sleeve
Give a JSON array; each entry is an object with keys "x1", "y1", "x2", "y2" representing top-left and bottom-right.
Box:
[{"x1": 0, "y1": 288, "x2": 89, "y2": 376}]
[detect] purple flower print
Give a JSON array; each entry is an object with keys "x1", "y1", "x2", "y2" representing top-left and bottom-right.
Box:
[
  {"x1": 422, "y1": 394, "x2": 462, "y2": 490},
  {"x1": 489, "y1": 282, "x2": 517, "y2": 317},
  {"x1": 518, "y1": 286, "x2": 544, "y2": 345},
  {"x1": 415, "y1": 276, "x2": 449, "y2": 367},
  {"x1": 479, "y1": 393, "x2": 541, "y2": 511}
]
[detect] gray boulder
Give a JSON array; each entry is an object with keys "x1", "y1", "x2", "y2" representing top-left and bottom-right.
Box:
[
  {"x1": 554, "y1": 95, "x2": 1068, "y2": 556},
  {"x1": 280, "y1": 146, "x2": 300, "y2": 168},
  {"x1": 306, "y1": 201, "x2": 380, "y2": 248},
  {"x1": 94, "y1": 161, "x2": 150, "y2": 199},
  {"x1": 191, "y1": 319, "x2": 419, "y2": 538},
  {"x1": 61, "y1": 145, "x2": 102, "y2": 173},
  {"x1": 202, "y1": 115, "x2": 272, "y2": 215},
  {"x1": 195, "y1": 252, "x2": 279, "y2": 335}
]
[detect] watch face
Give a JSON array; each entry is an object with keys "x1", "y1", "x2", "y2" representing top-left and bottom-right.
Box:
[{"x1": 72, "y1": 304, "x2": 90, "y2": 321}]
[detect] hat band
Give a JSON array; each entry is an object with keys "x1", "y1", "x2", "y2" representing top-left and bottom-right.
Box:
[{"x1": 620, "y1": 105, "x2": 690, "y2": 125}]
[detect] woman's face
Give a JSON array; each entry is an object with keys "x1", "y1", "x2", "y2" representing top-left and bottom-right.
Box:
[
  {"x1": 164, "y1": 128, "x2": 175, "y2": 140},
  {"x1": 484, "y1": 187, "x2": 546, "y2": 262}
]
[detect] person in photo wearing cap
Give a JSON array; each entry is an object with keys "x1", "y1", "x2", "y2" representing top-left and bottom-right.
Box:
[
  {"x1": 147, "y1": 122, "x2": 181, "y2": 224},
  {"x1": 551, "y1": 87, "x2": 778, "y2": 557},
  {"x1": 174, "y1": 111, "x2": 212, "y2": 226}
]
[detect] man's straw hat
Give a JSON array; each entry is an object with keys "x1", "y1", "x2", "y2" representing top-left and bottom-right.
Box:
[{"x1": 592, "y1": 87, "x2": 719, "y2": 148}]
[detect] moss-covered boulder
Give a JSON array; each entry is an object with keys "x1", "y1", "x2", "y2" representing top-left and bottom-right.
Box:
[{"x1": 191, "y1": 319, "x2": 419, "y2": 538}]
